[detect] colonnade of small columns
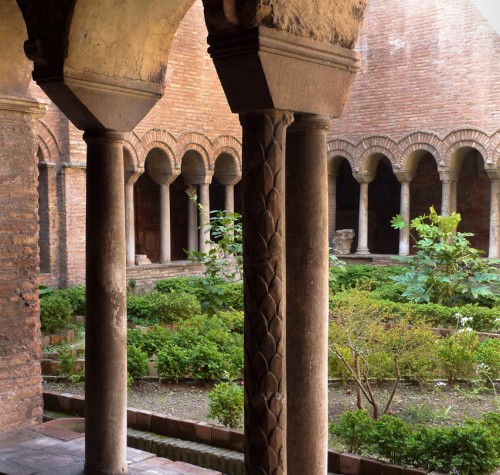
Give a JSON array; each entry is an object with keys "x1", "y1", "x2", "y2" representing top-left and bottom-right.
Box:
[
  {"x1": 328, "y1": 158, "x2": 500, "y2": 259},
  {"x1": 124, "y1": 165, "x2": 241, "y2": 266}
]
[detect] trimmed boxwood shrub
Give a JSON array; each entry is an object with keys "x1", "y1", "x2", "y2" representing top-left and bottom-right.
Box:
[
  {"x1": 40, "y1": 293, "x2": 73, "y2": 333},
  {"x1": 330, "y1": 264, "x2": 405, "y2": 292},
  {"x1": 127, "y1": 291, "x2": 200, "y2": 325},
  {"x1": 207, "y1": 382, "x2": 244, "y2": 428},
  {"x1": 127, "y1": 325, "x2": 172, "y2": 358},
  {"x1": 127, "y1": 344, "x2": 150, "y2": 379},
  {"x1": 57, "y1": 286, "x2": 86, "y2": 315}
]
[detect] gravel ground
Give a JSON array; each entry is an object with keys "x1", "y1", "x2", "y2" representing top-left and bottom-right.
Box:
[{"x1": 44, "y1": 379, "x2": 499, "y2": 427}]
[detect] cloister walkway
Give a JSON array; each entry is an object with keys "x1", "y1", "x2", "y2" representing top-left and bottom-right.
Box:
[{"x1": 0, "y1": 424, "x2": 220, "y2": 475}]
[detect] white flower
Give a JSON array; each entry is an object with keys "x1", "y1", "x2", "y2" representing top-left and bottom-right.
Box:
[
  {"x1": 454, "y1": 312, "x2": 463, "y2": 319},
  {"x1": 435, "y1": 381, "x2": 446, "y2": 387}
]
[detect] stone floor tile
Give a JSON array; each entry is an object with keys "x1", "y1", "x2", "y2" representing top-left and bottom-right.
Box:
[
  {"x1": 36, "y1": 461, "x2": 85, "y2": 475},
  {"x1": 170, "y1": 461, "x2": 221, "y2": 474},
  {"x1": 0, "y1": 458, "x2": 36, "y2": 475},
  {"x1": 6, "y1": 449, "x2": 82, "y2": 471},
  {"x1": 127, "y1": 446, "x2": 157, "y2": 463}
]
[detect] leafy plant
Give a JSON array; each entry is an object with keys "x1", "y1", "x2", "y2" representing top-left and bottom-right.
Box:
[
  {"x1": 187, "y1": 208, "x2": 243, "y2": 315},
  {"x1": 40, "y1": 293, "x2": 73, "y2": 333},
  {"x1": 391, "y1": 207, "x2": 499, "y2": 306},
  {"x1": 127, "y1": 344, "x2": 150, "y2": 380},
  {"x1": 127, "y1": 325, "x2": 172, "y2": 358},
  {"x1": 207, "y1": 382, "x2": 244, "y2": 428},
  {"x1": 58, "y1": 346, "x2": 84, "y2": 382},
  {"x1": 368, "y1": 415, "x2": 412, "y2": 465},
  {"x1": 329, "y1": 410, "x2": 373, "y2": 453}
]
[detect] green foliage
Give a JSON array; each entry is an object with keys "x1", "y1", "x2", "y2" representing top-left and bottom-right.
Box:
[
  {"x1": 127, "y1": 325, "x2": 172, "y2": 358},
  {"x1": 127, "y1": 291, "x2": 200, "y2": 326},
  {"x1": 155, "y1": 277, "x2": 243, "y2": 313},
  {"x1": 329, "y1": 410, "x2": 373, "y2": 453},
  {"x1": 329, "y1": 264, "x2": 405, "y2": 293},
  {"x1": 40, "y1": 293, "x2": 73, "y2": 333},
  {"x1": 391, "y1": 207, "x2": 499, "y2": 306},
  {"x1": 368, "y1": 415, "x2": 412, "y2": 465},
  {"x1": 437, "y1": 328, "x2": 479, "y2": 382},
  {"x1": 58, "y1": 346, "x2": 84, "y2": 382},
  {"x1": 329, "y1": 288, "x2": 437, "y2": 417},
  {"x1": 334, "y1": 288, "x2": 500, "y2": 332},
  {"x1": 57, "y1": 286, "x2": 86, "y2": 315},
  {"x1": 215, "y1": 310, "x2": 244, "y2": 334},
  {"x1": 127, "y1": 344, "x2": 150, "y2": 379},
  {"x1": 207, "y1": 382, "x2": 244, "y2": 428},
  {"x1": 476, "y1": 338, "x2": 500, "y2": 380},
  {"x1": 156, "y1": 315, "x2": 243, "y2": 381},
  {"x1": 187, "y1": 209, "x2": 243, "y2": 315},
  {"x1": 331, "y1": 410, "x2": 500, "y2": 474}
]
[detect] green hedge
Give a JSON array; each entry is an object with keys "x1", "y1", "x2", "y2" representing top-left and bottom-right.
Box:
[
  {"x1": 330, "y1": 410, "x2": 500, "y2": 475},
  {"x1": 40, "y1": 293, "x2": 73, "y2": 333},
  {"x1": 330, "y1": 264, "x2": 405, "y2": 292},
  {"x1": 127, "y1": 291, "x2": 200, "y2": 325}
]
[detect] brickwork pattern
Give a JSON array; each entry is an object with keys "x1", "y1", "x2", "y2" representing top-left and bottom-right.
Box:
[{"x1": 0, "y1": 110, "x2": 43, "y2": 433}]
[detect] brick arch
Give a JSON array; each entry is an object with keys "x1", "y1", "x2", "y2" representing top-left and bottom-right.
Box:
[
  {"x1": 177, "y1": 132, "x2": 213, "y2": 171},
  {"x1": 358, "y1": 137, "x2": 398, "y2": 176},
  {"x1": 212, "y1": 135, "x2": 242, "y2": 172},
  {"x1": 327, "y1": 139, "x2": 356, "y2": 173},
  {"x1": 141, "y1": 129, "x2": 180, "y2": 169},
  {"x1": 36, "y1": 121, "x2": 61, "y2": 164},
  {"x1": 398, "y1": 132, "x2": 443, "y2": 171},
  {"x1": 123, "y1": 132, "x2": 142, "y2": 171},
  {"x1": 442, "y1": 128, "x2": 490, "y2": 169},
  {"x1": 489, "y1": 130, "x2": 500, "y2": 167}
]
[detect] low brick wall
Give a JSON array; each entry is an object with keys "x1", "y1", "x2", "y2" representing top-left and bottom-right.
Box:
[{"x1": 126, "y1": 261, "x2": 205, "y2": 292}]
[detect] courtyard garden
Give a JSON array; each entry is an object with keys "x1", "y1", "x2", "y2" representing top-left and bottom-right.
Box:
[{"x1": 40, "y1": 208, "x2": 500, "y2": 474}]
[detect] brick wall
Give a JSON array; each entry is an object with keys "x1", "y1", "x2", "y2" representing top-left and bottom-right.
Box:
[
  {"x1": 0, "y1": 109, "x2": 43, "y2": 433},
  {"x1": 330, "y1": 0, "x2": 500, "y2": 142}
]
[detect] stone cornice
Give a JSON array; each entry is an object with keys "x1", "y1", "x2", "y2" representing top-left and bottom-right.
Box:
[{"x1": 0, "y1": 94, "x2": 47, "y2": 118}]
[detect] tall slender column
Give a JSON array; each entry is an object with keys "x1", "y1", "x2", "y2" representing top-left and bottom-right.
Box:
[
  {"x1": 198, "y1": 183, "x2": 210, "y2": 253},
  {"x1": 451, "y1": 180, "x2": 458, "y2": 214},
  {"x1": 328, "y1": 173, "x2": 338, "y2": 245},
  {"x1": 84, "y1": 130, "x2": 127, "y2": 475},
  {"x1": 441, "y1": 179, "x2": 453, "y2": 216},
  {"x1": 399, "y1": 180, "x2": 411, "y2": 256},
  {"x1": 286, "y1": 114, "x2": 330, "y2": 475},
  {"x1": 160, "y1": 183, "x2": 171, "y2": 263},
  {"x1": 225, "y1": 184, "x2": 235, "y2": 214},
  {"x1": 125, "y1": 172, "x2": 140, "y2": 266},
  {"x1": 240, "y1": 109, "x2": 293, "y2": 475},
  {"x1": 488, "y1": 177, "x2": 500, "y2": 258},
  {"x1": 356, "y1": 180, "x2": 371, "y2": 254},
  {"x1": 187, "y1": 185, "x2": 198, "y2": 253}
]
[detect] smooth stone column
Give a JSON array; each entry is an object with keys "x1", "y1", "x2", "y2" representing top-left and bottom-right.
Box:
[
  {"x1": 84, "y1": 130, "x2": 127, "y2": 475},
  {"x1": 451, "y1": 180, "x2": 458, "y2": 214},
  {"x1": 198, "y1": 182, "x2": 210, "y2": 253},
  {"x1": 356, "y1": 180, "x2": 371, "y2": 254},
  {"x1": 125, "y1": 172, "x2": 141, "y2": 267},
  {"x1": 441, "y1": 179, "x2": 453, "y2": 216},
  {"x1": 160, "y1": 183, "x2": 171, "y2": 263},
  {"x1": 240, "y1": 109, "x2": 293, "y2": 475},
  {"x1": 328, "y1": 173, "x2": 337, "y2": 245},
  {"x1": 225, "y1": 184, "x2": 235, "y2": 214},
  {"x1": 286, "y1": 114, "x2": 330, "y2": 475},
  {"x1": 187, "y1": 185, "x2": 198, "y2": 253},
  {"x1": 488, "y1": 178, "x2": 500, "y2": 258},
  {"x1": 399, "y1": 180, "x2": 411, "y2": 256}
]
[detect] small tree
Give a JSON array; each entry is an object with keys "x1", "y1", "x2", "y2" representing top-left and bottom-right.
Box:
[
  {"x1": 391, "y1": 207, "x2": 499, "y2": 306},
  {"x1": 329, "y1": 289, "x2": 437, "y2": 418}
]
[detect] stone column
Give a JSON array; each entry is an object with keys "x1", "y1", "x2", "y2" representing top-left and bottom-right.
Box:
[
  {"x1": 84, "y1": 130, "x2": 127, "y2": 475},
  {"x1": 399, "y1": 180, "x2": 411, "y2": 255},
  {"x1": 225, "y1": 184, "x2": 235, "y2": 214},
  {"x1": 286, "y1": 114, "x2": 330, "y2": 475},
  {"x1": 487, "y1": 172, "x2": 500, "y2": 258},
  {"x1": 160, "y1": 183, "x2": 172, "y2": 263},
  {"x1": 328, "y1": 172, "x2": 338, "y2": 245},
  {"x1": 395, "y1": 171, "x2": 414, "y2": 256},
  {"x1": 240, "y1": 109, "x2": 293, "y2": 475},
  {"x1": 125, "y1": 171, "x2": 141, "y2": 266},
  {"x1": 451, "y1": 180, "x2": 458, "y2": 214},
  {"x1": 187, "y1": 185, "x2": 198, "y2": 253},
  {"x1": 439, "y1": 171, "x2": 458, "y2": 217},
  {"x1": 198, "y1": 182, "x2": 210, "y2": 253},
  {"x1": 354, "y1": 175, "x2": 373, "y2": 255}
]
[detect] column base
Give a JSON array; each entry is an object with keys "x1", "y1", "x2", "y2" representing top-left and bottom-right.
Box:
[{"x1": 355, "y1": 249, "x2": 371, "y2": 255}]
